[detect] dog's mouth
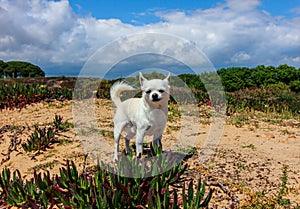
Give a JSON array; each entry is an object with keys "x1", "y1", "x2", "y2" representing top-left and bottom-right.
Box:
[{"x1": 152, "y1": 97, "x2": 161, "y2": 102}]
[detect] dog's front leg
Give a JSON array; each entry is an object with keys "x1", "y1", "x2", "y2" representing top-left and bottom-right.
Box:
[
  {"x1": 135, "y1": 128, "x2": 147, "y2": 158},
  {"x1": 153, "y1": 134, "x2": 162, "y2": 150},
  {"x1": 125, "y1": 132, "x2": 135, "y2": 154}
]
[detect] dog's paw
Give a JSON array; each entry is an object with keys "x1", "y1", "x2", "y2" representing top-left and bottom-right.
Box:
[
  {"x1": 125, "y1": 149, "x2": 132, "y2": 155},
  {"x1": 113, "y1": 157, "x2": 118, "y2": 163}
]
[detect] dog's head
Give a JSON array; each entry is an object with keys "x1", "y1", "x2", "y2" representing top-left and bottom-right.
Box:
[{"x1": 139, "y1": 72, "x2": 171, "y2": 105}]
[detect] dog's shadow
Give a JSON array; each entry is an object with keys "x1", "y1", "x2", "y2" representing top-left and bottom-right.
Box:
[
  {"x1": 112, "y1": 143, "x2": 196, "y2": 178},
  {"x1": 127, "y1": 143, "x2": 196, "y2": 161}
]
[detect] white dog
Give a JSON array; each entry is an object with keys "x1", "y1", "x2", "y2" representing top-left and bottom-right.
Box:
[{"x1": 110, "y1": 72, "x2": 171, "y2": 162}]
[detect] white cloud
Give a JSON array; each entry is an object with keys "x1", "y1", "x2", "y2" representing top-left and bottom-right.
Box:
[
  {"x1": 0, "y1": 0, "x2": 299, "y2": 75},
  {"x1": 230, "y1": 51, "x2": 251, "y2": 63},
  {"x1": 225, "y1": 0, "x2": 261, "y2": 11},
  {"x1": 147, "y1": 1, "x2": 300, "y2": 68}
]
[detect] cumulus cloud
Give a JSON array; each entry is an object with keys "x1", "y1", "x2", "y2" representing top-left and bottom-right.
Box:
[
  {"x1": 150, "y1": 1, "x2": 300, "y2": 68},
  {"x1": 0, "y1": 0, "x2": 299, "y2": 76}
]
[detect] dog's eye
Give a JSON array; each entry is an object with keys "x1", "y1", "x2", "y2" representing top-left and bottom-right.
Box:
[
  {"x1": 145, "y1": 90, "x2": 151, "y2": 94},
  {"x1": 158, "y1": 89, "x2": 165, "y2": 93}
]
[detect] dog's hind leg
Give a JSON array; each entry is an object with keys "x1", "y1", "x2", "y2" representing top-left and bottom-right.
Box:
[{"x1": 113, "y1": 122, "x2": 126, "y2": 162}]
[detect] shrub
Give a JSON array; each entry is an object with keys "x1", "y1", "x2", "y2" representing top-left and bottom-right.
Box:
[
  {"x1": 22, "y1": 125, "x2": 56, "y2": 153},
  {"x1": 0, "y1": 159, "x2": 213, "y2": 208},
  {"x1": 0, "y1": 82, "x2": 73, "y2": 110},
  {"x1": 289, "y1": 80, "x2": 300, "y2": 93}
]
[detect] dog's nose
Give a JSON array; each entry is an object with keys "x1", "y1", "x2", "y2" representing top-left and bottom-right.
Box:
[{"x1": 152, "y1": 93, "x2": 158, "y2": 99}]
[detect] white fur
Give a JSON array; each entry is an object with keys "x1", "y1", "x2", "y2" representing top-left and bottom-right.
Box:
[{"x1": 110, "y1": 72, "x2": 171, "y2": 162}]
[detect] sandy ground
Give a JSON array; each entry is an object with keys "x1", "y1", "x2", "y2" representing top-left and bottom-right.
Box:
[{"x1": 0, "y1": 99, "x2": 299, "y2": 208}]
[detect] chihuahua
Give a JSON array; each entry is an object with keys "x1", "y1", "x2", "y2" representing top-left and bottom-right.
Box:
[{"x1": 110, "y1": 72, "x2": 171, "y2": 162}]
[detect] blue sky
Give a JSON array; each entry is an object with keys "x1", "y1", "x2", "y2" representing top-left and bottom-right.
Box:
[
  {"x1": 69, "y1": 0, "x2": 227, "y2": 25},
  {"x1": 0, "y1": 0, "x2": 300, "y2": 77},
  {"x1": 69, "y1": 0, "x2": 300, "y2": 24}
]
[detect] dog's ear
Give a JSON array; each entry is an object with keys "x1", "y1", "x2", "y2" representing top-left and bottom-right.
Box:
[
  {"x1": 139, "y1": 72, "x2": 147, "y2": 86},
  {"x1": 164, "y1": 72, "x2": 171, "y2": 83}
]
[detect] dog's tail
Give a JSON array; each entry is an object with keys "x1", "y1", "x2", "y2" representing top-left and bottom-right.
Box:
[{"x1": 110, "y1": 82, "x2": 135, "y2": 107}]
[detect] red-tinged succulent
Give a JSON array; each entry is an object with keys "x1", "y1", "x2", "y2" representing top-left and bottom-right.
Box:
[{"x1": 0, "y1": 151, "x2": 212, "y2": 208}]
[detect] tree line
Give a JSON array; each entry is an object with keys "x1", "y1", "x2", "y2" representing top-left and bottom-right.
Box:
[
  {"x1": 1, "y1": 60, "x2": 299, "y2": 94},
  {"x1": 179, "y1": 64, "x2": 300, "y2": 93},
  {"x1": 0, "y1": 60, "x2": 45, "y2": 78}
]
